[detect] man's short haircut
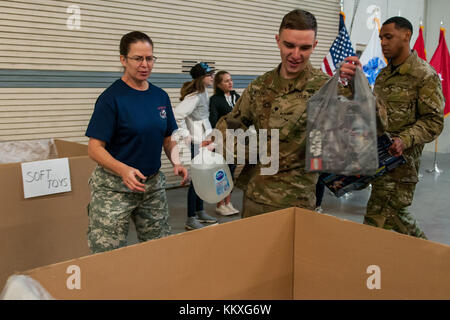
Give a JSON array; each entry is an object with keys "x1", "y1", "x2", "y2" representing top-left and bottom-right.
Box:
[
  {"x1": 383, "y1": 16, "x2": 413, "y2": 35},
  {"x1": 279, "y1": 9, "x2": 317, "y2": 36}
]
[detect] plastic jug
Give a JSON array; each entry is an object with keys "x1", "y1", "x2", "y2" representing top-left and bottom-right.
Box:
[{"x1": 190, "y1": 147, "x2": 233, "y2": 203}]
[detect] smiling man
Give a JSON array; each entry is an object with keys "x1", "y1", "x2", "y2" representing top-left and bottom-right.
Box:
[
  {"x1": 275, "y1": 14, "x2": 317, "y2": 79},
  {"x1": 215, "y1": 9, "x2": 361, "y2": 218},
  {"x1": 364, "y1": 17, "x2": 444, "y2": 238}
]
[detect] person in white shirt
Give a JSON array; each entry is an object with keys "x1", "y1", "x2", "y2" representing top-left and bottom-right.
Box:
[
  {"x1": 209, "y1": 70, "x2": 241, "y2": 216},
  {"x1": 174, "y1": 62, "x2": 218, "y2": 230}
]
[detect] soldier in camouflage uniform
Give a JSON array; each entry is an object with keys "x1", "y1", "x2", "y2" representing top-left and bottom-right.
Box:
[
  {"x1": 364, "y1": 17, "x2": 444, "y2": 238},
  {"x1": 215, "y1": 9, "x2": 366, "y2": 217}
]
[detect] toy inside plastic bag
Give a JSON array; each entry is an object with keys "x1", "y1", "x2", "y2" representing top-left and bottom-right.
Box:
[{"x1": 305, "y1": 67, "x2": 378, "y2": 176}]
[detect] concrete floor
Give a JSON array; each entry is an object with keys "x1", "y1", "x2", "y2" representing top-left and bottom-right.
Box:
[{"x1": 127, "y1": 151, "x2": 450, "y2": 246}]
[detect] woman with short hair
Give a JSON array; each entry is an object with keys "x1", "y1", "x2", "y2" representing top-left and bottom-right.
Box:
[{"x1": 85, "y1": 31, "x2": 188, "y2": 253}]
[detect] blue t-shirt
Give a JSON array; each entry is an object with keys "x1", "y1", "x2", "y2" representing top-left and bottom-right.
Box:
[{"x1": 85, "y1": 79, "x2": 177, "y2": 176}]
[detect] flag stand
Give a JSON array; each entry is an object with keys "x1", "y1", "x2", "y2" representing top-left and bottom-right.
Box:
[{"x1": 426, "y1": 139, "x2": 443, "y2": 174}]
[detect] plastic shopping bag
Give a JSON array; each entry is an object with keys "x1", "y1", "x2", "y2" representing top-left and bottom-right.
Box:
[{"x1": 305, "y1": 67, "x2": 378, "y2": 176}]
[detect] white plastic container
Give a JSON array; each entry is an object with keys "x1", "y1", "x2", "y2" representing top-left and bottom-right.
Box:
[{"x1": 190, "y1": 148, "x2": 233, "y2": 203}]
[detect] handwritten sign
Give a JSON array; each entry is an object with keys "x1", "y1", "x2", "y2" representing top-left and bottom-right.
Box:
[{"x1": 21, "y1": 158, "x2": 72, "y2": 198}]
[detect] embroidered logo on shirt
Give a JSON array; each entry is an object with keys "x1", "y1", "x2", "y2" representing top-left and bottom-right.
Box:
[{"x1": 158, "y1": 106, "x2": 167, "y2": 119}]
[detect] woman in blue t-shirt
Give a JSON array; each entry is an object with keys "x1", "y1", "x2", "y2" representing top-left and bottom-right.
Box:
[{"x1": 85, "y1": 31, "x2": 188, "y2": 254}]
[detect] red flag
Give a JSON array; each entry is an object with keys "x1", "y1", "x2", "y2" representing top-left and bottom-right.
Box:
[
  {"x1": 430, "y1": 28, "x2": 450, "y2": 117},
  {"x1": 413, "y1": 25, "x2": 427, "y2": 60}
]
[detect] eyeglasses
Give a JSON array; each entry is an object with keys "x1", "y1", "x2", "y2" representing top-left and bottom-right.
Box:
[{"x1": 126, "y1": 56, "x2": 158, "y2": 64}]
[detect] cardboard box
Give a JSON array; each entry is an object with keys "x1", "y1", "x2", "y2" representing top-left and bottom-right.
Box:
[
  {"x1": 16, "y1": 207, "x2": 450, "y2": 299},
  {"x1": 0, "y1": 139, "x2": 96, "y2": 289}
]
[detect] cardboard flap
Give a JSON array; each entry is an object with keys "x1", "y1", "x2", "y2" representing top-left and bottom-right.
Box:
[
  {"x1": 24, "y1": 209, "x2": 295, "y2": 300},
  {"x1": 54, "y1": 140, "x2": 88, "y2": 158},
  {"x1": 293, "y1": 208, "x2": 450, "y2": 299},
  {"x1": 0, "y1": 151, "x2": 95, "y2": 289}
]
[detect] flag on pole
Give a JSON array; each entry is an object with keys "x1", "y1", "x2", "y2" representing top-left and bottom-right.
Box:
[
  {"x1": 413, "y1": 25, "x2": 427, "y2": 61},
  {"x1": 360, "y1": 26, "x2": 387, "y2": 86},
  {"x1": 430, "y1": 27, "x2": 450, "y2": 117},
  {"x1": 321, "y1": 12, "x2": 356, "y2": 76}
]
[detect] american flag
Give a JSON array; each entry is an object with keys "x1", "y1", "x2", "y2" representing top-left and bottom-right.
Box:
[{"x1": 322, "y1": 12, "x2": 356, "y2": 76}]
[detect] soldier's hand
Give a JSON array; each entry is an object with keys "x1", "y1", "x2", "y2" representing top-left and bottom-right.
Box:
[
  {"x1": 340, "y1": 56, "x2": 362, "y2": 80},
  {"x1": 388, "y1": 137, "x2": 406, "y2": 157}
]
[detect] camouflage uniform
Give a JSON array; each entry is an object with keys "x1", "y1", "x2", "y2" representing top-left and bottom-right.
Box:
[
  {"x1": 87, "y1": 166, "x2": 171, "y2": 253},
  {"x1": 216, "y1": 63, "x2": 330, "y2": 217},
  {"x1": 365, "y1": 51, "x2": 444, "y2": 238}
]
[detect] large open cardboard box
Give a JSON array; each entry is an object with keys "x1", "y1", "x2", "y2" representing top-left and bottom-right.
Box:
[
  {"x1": 16, "y1": 207, "x2": 450, "y2": 299},
  {"x1": 0, "y1": 139, "x2": 96, "y2": 289}
]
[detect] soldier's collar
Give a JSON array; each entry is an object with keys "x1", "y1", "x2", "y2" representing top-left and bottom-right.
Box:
[
  {"x1": 271, "y1": 62, "x2": 312, "y2": 93},
  {"x1": 395, "y1": 51, "x2": 417, "y2": 75}
]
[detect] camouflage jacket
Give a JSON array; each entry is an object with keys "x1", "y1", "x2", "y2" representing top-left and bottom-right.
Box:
[
  {"x1": 374, "y1": 51, "x2": 444, "y2": 182},
  {"x1": 216, "y1": 62, "x2": 330, "y2": 209}
]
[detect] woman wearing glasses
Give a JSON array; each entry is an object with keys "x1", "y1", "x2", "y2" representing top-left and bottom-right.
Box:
[
  {"x1": 174, "y1": 62, "x2": 218, "y2": 230},
  {"x1": 85, "y1": 31, "x2": 188, "y2": 253}
]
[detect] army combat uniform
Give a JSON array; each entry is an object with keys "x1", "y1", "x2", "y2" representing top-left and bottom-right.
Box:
[
  {"x1": 87, "y1": 166, "x2": 171, "y2": 253},
  {"x1": 216, "y1": 63, "x2": 332, "y2": 217},
  {"x1": 364, "y1": 51, "x2": 444, "y2": 238}
]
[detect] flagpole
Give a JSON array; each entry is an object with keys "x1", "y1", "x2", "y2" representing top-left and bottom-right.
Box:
[
  {"x1": 348, "y1": 0, "x2": 360, "y2": 35},
  {"x1": 426, "y1": 138, "x2": 443, "y2": 174},
  {"x1": 426, "y1": 23, "x2": 448, "y2": 174}
]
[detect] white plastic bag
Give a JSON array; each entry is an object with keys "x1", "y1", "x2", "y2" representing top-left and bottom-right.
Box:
[
  {"x1": 0, "y1": 139, "x2": 58, "y2": 164},
  {"x1": 0, "y1": 275, "x2": 54, "y2": 300}
]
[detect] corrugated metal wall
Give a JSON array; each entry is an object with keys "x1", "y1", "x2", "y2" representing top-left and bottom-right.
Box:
[{"x1": 0, "y1": 0, "x2": 340, "y2": 186}]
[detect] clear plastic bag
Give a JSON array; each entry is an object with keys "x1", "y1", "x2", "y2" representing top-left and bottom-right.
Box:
[
  {"x1": 0, "y1": 139, "x2": 58, "y2": 164},
  {"x1": 305, "y1": 68, "x2": 378, "y2": 176}
]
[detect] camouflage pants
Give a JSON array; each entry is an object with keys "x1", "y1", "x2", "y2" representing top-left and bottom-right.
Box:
[
  {"x1": 364, "y1": 174, "x2": 426, "y2": 239},
  {"x1": 87, "y1": 166, "x2": 171, "y2": 254}
]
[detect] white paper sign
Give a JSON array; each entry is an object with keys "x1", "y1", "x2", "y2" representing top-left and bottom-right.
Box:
[{"x1": 21, "y1": 158, "x2": 72, "y2": 198}]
